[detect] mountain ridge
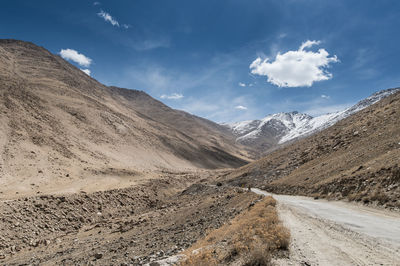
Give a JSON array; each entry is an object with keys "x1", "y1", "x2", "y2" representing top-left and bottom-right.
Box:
[
  {"x1": 222, "y1": 89, "x2": 400, "y2": 208},
  {"x1": 223, "y1": 88, "x2": 400, "y2": 153},
  {"x1": 0, "y1": 39, "x2": 251, "y2": 198}
]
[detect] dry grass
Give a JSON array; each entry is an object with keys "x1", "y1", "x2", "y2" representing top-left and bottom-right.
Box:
[{"x1": 179, "y1": 196, "x2": 290, "y2": 266}]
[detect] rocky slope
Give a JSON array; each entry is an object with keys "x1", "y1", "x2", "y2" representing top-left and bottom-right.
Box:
[
  {"x1": 222, "y1": 90, "x2": 400, "y2": 208},
  {"x1": 0, "y1": 171, "x2": 260, "y2": 264},
  {"x1": 224, "y1": 88, "x2": 400, "y2": 153},
  {"x1": 0, "y1": 39, "x2": 250, "y2": 198}
]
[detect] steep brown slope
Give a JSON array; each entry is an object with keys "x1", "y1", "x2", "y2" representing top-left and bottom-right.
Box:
[
  {"x1": 224, "y1": 90, "x2": 400, "y2": 208},
  {"x1": 107, "y1": 86, "x2": 253, "y2": 160},
  {"x1": 0, "y1": 39, "x2": 249, "y2": 198}
]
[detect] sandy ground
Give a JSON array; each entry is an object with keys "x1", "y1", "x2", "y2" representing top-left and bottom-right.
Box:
[{"x1": 251, "y1": 189, "x2": 400, "y2": 266}]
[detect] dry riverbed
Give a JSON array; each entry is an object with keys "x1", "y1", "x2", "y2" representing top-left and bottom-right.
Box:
[{"x1": 0, "y1": 173, "x2": 260, "y2": 265}]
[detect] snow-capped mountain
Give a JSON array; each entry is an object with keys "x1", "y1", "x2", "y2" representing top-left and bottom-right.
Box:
[
  {"x1": 223, "y1": 88, "x2": 400, "y2": 151},
  {"x1": 228, "y1": 111, "x2": 312, "y2": 143}
]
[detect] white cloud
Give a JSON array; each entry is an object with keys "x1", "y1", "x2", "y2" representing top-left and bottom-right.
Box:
[
  {"x1": 59, "y1": 49, "x2": 92, "y2": 67},
  {"x1": 111, "y1": 55, "x2": 258, "y2": 122},
  {"x1": 132, "y1": 38, "x2": 170, "y2": 51},
  {"x1": 278, "y1": 33, "x2": 287, "y2": 39},
  {"x1": 235, "y1": 105, "x2": 247, "y2": 110},
  {"x1": 93, "y1": 1, "x2": 101, "y2": 5},
  {"x1": 179, "y1": 94, "x2": 256, "y2": 123},
  {"x1": 238, "y1": 82, "x2": 246, "y2": 87},
  {"x1": 250, "y1": 40, "x2": 338, "y2": 87},
  {"x1": 97, "y1": 10, "x2": 120, "y2": 27},
  {"x1": 321, "y1": 94, "x2": 330, "y2": 99},
  {"x1": 122, "y1": 24, "x2": 131, "y2": 29},
  {"x1": 80, "y1": 69, "x2": 91, "y2": 76},
  {"x1": 160, "y1": 93, "x2": 184, "y2": 100}
]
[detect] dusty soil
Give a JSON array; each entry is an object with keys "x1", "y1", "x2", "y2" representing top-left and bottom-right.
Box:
[
  {"x1": 275, "y1": 204, "x2": 400, "y2": 266},
  {"x1": 0, "y1": 172, "x2": 260, "y2": 265},
  {"x1": 251, "y1": 189, "x2": 400, "y2": 266}
]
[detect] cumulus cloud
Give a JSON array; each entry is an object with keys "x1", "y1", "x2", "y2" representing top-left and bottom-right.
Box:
[
  {"x1": 160, "y1": 93, "x2": 184, "y2": 100},
  {"x1": 97, "y1": 10, "x2": 120, "y2": 27},
  {"x1": 250, "y1": 40, "x2": 338, "y2": 87},
  {"x1": 80, "y1": 69, "x2": 91, "y2": 76},
  {"x1": 321, "y1": 94, "x2": 330, "y2": 99},
  {"x1": 93, "y1": 1, "x2": 101, "y2": 5},
  {"x1": 238, "y1": 82, "x2": 246, "y2": 87},
  {"x1": 59, "y1": 49, "x2": 92, "y2": 67},
  {"x1": 235, "y1": 105, "x2": 247, "y2": 110}
]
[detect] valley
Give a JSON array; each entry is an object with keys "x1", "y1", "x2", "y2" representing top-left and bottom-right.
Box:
[{"x1": 0, "y1": 39, "x2": 399, "y2": 265}]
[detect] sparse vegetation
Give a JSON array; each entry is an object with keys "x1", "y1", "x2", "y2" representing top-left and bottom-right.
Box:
[
  {"x1": 180, "y1": 196, "x2": 290, "y2": 266},
  {"x1": 223, "y1": 90, "x2": 400, "y2": 209}
]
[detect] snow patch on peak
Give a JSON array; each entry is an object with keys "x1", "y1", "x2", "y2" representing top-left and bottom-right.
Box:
[
  {"x1": 279, "y1": 88, "x2": 399, "y2": 143},
  {"x1": 226, "y1": 120, "x2": 261, "y2": 136}
]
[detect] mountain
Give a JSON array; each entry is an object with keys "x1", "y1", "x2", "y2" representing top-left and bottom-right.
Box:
[
  {"x1": 224, "y1": 88, "x2": 400, "y2": 154},
  {"x1": 224, "y1": 111, "x2": 313, "y2": 153},
  {"x1": 0, "y1": 39, "x2": 251, "y2": 197},
  {"x1": 107, "y1": 86, "x2": 249, "y2": 156},
  {"x1": 222, "y1": 89, "x2": 400, "y2": 208}
]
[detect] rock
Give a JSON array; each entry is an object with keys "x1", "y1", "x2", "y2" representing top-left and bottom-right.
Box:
[
  {"x1": 29, "y1": 239, "x2": 39, "y2": 247},
  {"x1": 94, "y1": 253, "x2": 103, "y2": 259}
]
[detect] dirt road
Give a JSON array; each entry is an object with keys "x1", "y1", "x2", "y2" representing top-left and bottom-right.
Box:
[{"x1": 251, "y1": 188, "x2": 400, "y2": 266}]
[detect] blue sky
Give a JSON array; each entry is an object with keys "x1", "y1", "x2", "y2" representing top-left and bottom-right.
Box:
[{"x1": 1, "y1": 0, "x2": 399, "y2": 122}]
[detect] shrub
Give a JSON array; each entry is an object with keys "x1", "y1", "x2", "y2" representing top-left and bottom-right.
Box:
[{"x1": 180, "y1": 196, "x2": 290, "y2": 265}]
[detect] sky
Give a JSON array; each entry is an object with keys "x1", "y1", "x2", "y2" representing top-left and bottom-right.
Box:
[{"x1": 1, "y1": 0, "x2": 399, "y2": 123}]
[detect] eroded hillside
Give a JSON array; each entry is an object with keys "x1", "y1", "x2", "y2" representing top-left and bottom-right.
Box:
[
  {"x1": 0, "y1": 39, "x2": 251, "y2": 198},
  {"x1": 223, "y1": 90, "x2": 400, "y2": 208}
]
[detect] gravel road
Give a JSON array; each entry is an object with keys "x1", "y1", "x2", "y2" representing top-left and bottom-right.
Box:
[{"x1": 251, "y1": 188, "x2": 400, "y2": 266}]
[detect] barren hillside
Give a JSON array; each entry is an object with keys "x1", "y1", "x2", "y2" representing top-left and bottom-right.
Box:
[
  {"x1": 0, "y1": 39, "x2": 251, "y2": 198},
  {"x1": 223, "y1": 90, "x2": 400, "y2": 208}
]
